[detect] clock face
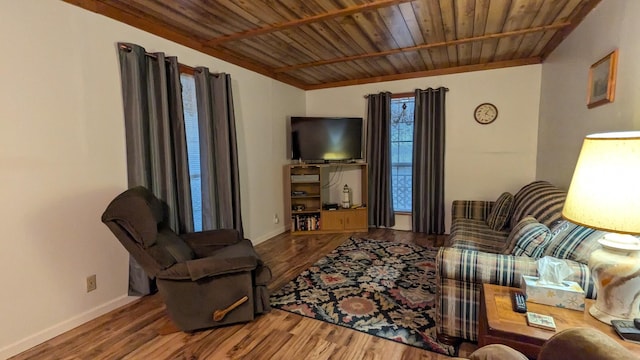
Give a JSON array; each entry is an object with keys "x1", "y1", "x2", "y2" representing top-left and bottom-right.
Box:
[{"x1": 474, "y1": 103, "x2": 498, "y2": 124}]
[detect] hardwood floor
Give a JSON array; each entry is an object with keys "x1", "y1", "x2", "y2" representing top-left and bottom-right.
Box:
[{"x1": 10, "y1": 229, "x2": 477, "y2": 360}]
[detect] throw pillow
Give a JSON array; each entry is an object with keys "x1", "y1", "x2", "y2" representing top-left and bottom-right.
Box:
[
  {"x1": 508, "y1": 216, "x2": 552, "y2": 258},
  {"x1": 486, "y1": 192, "x2": 514, "y2": 231},
  {"x1": 510, "y1": 181, "x2": 566, "y2": 229},
  {"x1": 542, "y1": 220, "x2": 605, "y2": 263}
]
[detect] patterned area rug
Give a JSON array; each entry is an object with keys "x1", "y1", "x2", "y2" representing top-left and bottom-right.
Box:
[{"x1": 270, "y1": 237, "x2": 457, "y2": 356}]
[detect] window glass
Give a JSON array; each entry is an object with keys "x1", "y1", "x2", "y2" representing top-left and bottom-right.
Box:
[
  {"x1": 390, "y1": 96, "x2": 415, "y2": 212},
  {"x1": 180, "y1": 73, "x2": 202, "y2": 231}
]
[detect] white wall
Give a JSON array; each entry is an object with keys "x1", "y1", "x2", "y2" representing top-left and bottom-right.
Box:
[
  {"x1": 306, "y1": 65, "x2": 542, "y2": 231},
  {"x1": 537, "y1": 1, "x2": 640, "y2": 188},
  {"x1": 0, "y1": 1, "x2": 304, "y2": 358}
]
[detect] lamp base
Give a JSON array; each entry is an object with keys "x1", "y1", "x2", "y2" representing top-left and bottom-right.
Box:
[
  {"x1": 589, "y1": 305, "x2": 626, "y2": 325},
  {"x1": 588, "y1": 233, "x2": 640, "y2": 325}
]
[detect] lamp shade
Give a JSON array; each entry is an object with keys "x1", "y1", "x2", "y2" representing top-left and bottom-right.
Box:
[{"x1": 562, "y1": 131, "x2": 640, "y2": 235}]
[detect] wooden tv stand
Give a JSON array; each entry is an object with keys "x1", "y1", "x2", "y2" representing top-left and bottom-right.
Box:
[{"x1": 285, "y1": 162, "x2": 368, "y2": 234}]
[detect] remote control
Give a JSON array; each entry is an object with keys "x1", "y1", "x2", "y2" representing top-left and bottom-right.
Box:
[
  {"x1": 612, "y1": 319, "x2": 640, "y2": 342},
  {"x1": 512, "y1": 291, "x2": 527, "y2": 313}
]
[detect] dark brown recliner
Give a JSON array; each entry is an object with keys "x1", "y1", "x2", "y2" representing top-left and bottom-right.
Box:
[{"x1": 101, "y1": 186, "x2": 271, "y2": 332}]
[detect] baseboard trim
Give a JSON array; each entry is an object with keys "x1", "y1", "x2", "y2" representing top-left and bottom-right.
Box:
[
  {"x1": 252, "y1": 226, "x2": 286, "y2": 245},
  {"x1": 0, "y1": 295, "x2": 139, "y2": 360}
]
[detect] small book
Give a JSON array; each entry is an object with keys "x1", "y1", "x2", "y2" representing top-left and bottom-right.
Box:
[{"x1": 526, "y1": 312, "x2": 556, "y2": 331}]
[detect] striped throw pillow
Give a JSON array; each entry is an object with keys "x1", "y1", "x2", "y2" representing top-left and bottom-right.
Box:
[
  {"x1": 486, "y1": 192, "x2": 514, "y2": 231},
  {"x1": 543, "y1": 220, "x2": 605, "y2": 263},
  {"x1": 509, "y1": 216, "x2": 552, "y2": 258},
  {"x1": 510, "y1": 181, "x2": 567, "y2": 229}
]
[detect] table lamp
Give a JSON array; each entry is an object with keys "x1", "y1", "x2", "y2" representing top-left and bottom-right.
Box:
[{"x1": 562, "y1": 131, "x2": 640, "y2": 324}]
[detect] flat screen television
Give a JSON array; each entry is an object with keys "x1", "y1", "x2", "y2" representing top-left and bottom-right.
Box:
[{"x1": 290, "y1": 116, "x2": 363, "y2": 162}]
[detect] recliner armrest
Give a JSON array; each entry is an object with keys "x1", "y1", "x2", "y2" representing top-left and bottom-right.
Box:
[
  {"x1": 436, "y1": 248, "x2": 596, "y2": 298},
  {"x1": 181, "y1": 229, "x2": 242, "y2": 257},
  {"x1": 156, "y1": 255, "x2": 257, "y2": 281},
  {"x1": 185, "y1": 255, "x2": 257, "y2": 281},
  {"x1": 539, "y1": 328, "x2": 636, "y2": 360},
  {"x1": 437, "y1": 247, "x2": 538, "y2": 287},
  {"x1": 451, "y1": 200, "x2": 494, "y2": 222},
  {"x1": 160, "y1": 238, "x2": 263, "y2": 281}
]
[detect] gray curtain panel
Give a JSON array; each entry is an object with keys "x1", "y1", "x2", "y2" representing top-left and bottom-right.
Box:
[
  {"x1": 366, "y1": 92, "x2": 395, "y2": 228},
  {"x1": 194, "y1": 68, "x2": 244, "y2": 236},
  {"x1": 412, "y1": 87, "x2": 446, "y2": 234},
  {"x1": 117, "y1": 42, "x2": 193, "y2": 295}
]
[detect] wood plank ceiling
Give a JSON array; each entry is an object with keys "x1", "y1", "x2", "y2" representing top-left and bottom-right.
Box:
[{"x1": 64, "y1": 0, "x2": 601, "y2": 90}]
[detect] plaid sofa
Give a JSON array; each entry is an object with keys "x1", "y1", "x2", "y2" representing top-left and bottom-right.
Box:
[{"x1": 436, "y1": 181, "x2": 602, "y2": 342}]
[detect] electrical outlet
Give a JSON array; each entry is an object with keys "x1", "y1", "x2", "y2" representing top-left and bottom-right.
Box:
[
  {"x1": 273, "y1": 213, "x2": 279, "y2": 224},
  {"x1": 86, "y1": 274, "x2": 97, "y2": 293}
]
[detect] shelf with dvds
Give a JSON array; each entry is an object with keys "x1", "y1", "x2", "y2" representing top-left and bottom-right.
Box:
[{"x1": 291, "y1": 213, "x2": 321, "y2": 232}]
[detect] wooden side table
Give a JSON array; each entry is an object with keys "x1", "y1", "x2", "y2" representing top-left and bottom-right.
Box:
[{"x1": 479, "y1": 283, "x2": 640, "y2": 359}]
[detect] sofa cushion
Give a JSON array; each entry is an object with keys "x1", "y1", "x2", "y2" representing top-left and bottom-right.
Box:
[
  {"x1": 449, "y1": 218, "x2": 510, "y2": 253},
  {"x1": 486, "y1": 192, "x2": 514, "y2": 231},
  {"x1": 156, "y1": 227, "x2": 195, "y2": 262},
  {"x1": 542, "y1": 221, "x2": 604, "y2": 263},
  {"x1": 509, "y1": 216, "x2": 553, "y2": 258},
  {"x1": 510, "y1": 181, "x2": 566, "y2": 229}
]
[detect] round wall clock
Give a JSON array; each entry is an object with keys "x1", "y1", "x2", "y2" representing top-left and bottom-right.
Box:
[{"x1": 474, "y1": 103, "x2": 498, "y2": 124}]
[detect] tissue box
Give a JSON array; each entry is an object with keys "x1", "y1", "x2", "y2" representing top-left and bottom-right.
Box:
[{"x1": 521, "y1": 275, "x2": 585, "y2": 311}]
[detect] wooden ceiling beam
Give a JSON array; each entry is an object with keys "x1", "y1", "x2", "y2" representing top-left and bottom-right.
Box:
[
  {"x1": 205, "y1": 0, "x2": 415, "y2": 46},
  {"x1": 61, "y1": 0, "x2": 308, "y2": 89},
  {"x1": 539, "y1": 0, "x2": 602, "y2": 59},
  {"x1": 274, "y1": 22, "x2": 569, "y2": 73},
  {"x1": 304, "y1": 57, "x2": 542, "y2": 90}
]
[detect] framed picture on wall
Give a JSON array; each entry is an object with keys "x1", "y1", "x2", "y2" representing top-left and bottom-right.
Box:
[{"x1": 587, "y1": 49, "x2": 618, "y2": 109}]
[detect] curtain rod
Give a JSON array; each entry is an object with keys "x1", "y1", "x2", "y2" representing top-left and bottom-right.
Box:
[
  {"x1": 363, "y1": 87, "x2": 449, "y2": 98},
  {"x1": 118, "y1": 44, "x2": 197, "y2": 73}
]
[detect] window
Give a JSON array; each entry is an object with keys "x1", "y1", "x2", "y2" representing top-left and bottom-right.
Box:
[
  {"x1": 390, "y1": 96, "x2": 415, "y2": 212},
  {"x1": 179, "y1": 72, "x2": 203, "y2": 231}
]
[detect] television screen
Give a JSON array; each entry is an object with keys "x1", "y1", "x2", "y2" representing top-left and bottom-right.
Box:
[{"x1": 290, "y1": 117, "x2": 363, "y2": 162}]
